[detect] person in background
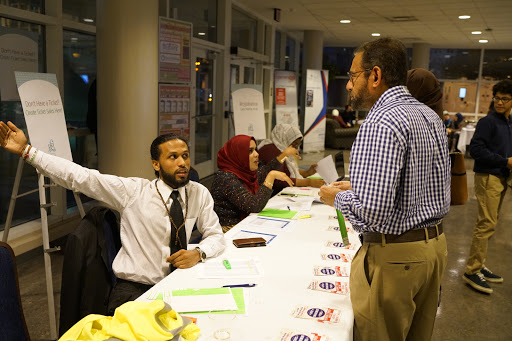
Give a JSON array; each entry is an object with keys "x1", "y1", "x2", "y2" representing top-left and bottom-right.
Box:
[
  {"x1": 341, "y1": 104, "x2": 356, "y2": 126},
  {"x1": 443, "y1": 111, "x2": 454, "y2": 129},
  {"x1": 319, "y1": 37, "x2": 450, "y2": 341},
  {"x1": 211, "y1": 135, "x2": 294, "y2": 232},
  {"x1": 331, "y1": 109, "x2": 351, "y2": 128},
  {"x1": 258, "y1": 124, "x2": 325, "y2": 195},
  {"x1": 462, "y1": 79, "x2": 512, "y2": 294},
  {"x1": 406, "y1": 68, "x2": 443, "y2": 120},
  {"x1": 0, "y1": 121, "x2": 226, "y2": 314},
  {"x1": 454, "y1": 112, "x2": 466, "y2": 129}
]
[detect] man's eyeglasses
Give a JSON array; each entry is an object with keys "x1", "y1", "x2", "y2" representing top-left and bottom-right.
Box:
[
  {"x1": 492, "y1": 96, "x2": 512, "y2": 104},
  {"x1": 347, "y1": 68, "x2": 372, "y2": 84}
]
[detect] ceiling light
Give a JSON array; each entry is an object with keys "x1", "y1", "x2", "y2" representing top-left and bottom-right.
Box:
[
  {"x1": 471, "y1": 31, "x2": 482, "y2": 35},
  {"x1": 458, "y1": 15, "x2": 471, "y2": 19},
  {"x1": 83, "y1": 18, "x2": 94, "y2": 23},
  {"x1": 198, "y1": 32, "x2": 206, "y2": 36},
  {"x1": 371, "y1": 33, "x2": 380, "y2": 37},
  {"x1": 339, "y1": 20, "x2": 351, "y2": 24},
  {"x1": 479, "y1": 39, "x2": 488, "y2": 43}
]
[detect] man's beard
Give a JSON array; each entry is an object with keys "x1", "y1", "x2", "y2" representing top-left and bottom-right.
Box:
[
  {"x1": 350, "y1": 81, "x2": 375, "y2": 111},
  {"x1": 160, "y1": 167, "x2": 189, "y2": 189}
]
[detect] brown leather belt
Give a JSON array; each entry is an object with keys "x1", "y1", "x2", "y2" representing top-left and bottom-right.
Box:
[{"x1": 361, "y1": 224, "x2": 443, "y2": 244}]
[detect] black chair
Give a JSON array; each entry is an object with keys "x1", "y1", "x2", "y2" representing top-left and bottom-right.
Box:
[
  {"x1": 59, "y1": 207, "x2": 121, "y2": 336},
  {"x1": 0, "y1": 242, "x2": 30, "y2": 341}
]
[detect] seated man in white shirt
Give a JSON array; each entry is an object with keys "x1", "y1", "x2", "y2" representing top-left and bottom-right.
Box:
[{"x1": 0, "y1": 121, "x2": 226, "y2": 314}]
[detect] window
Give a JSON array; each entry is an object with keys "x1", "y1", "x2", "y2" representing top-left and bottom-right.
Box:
[
  {"x1": 429, "y1": 49, "x2": 480, "y2": 80},
  {"x1": 4, "y1": 0, "x2": 43, "y2": 13},
  {"x1": 0, "y1": 18, "x2": 45, "y2": 230},
  {"x1": 285, "y1": 36, "x2": 296, "y2": 71},
  {"x1": 63, "y1": 0, "x2": 96, "y2": 25},
  {"x1": 274, "y1": 30, "x2": 281, "y2": 68},
  {"x1": 482, "y1": 50, "x2": 512, "y2": 81},
  {"x1": 231, "y1": 7, "x2": 257, "y2": 52},
  {"x1": 172, "y1": 0, "x2": 217, "y2": 43}
]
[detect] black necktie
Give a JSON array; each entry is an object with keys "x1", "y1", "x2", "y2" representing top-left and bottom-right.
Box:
[{"x1": 169, "y1": 191, "x2": 186, "y2": 272}]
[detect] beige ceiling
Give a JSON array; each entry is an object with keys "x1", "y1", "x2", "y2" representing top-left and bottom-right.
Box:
[{"x1": 235, "y1": 0, "x2": 512, "y2": 49}]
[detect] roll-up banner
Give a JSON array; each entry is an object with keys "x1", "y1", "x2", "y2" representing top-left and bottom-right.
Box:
[
  {"x1": 303, "y1": 69, "x2": 328, "y2": 153},
  {"x1": 274, "y1": 70, "x2": 298, "y2": 126},
  {"x1": 232, "y1": 84, "x2": 266, "y2": 140}
]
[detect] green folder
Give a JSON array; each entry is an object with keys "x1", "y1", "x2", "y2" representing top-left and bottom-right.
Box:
[
  {"x1": 336, "y1": 209, "x2": 350, "y2": 246},
  {"x1": 258, "y1": 208, "x2": 297, "y2": 219}
]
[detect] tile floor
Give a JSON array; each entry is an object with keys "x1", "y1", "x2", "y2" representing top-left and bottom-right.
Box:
[{"x1": 14, "y1": 149, "x2": 512, "y2": 340}]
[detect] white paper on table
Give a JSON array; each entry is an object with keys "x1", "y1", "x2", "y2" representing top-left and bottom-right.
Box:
[
  {"x1": 167, "y1": 293, "x2": 237, "y2": 313},
  {"x1": 238, "y1": 215, "x2": 296, "y2": 232},
  {"x1": 197, "y1": 258, "x2": 264, "y2": 279},
  {"x1": 231, "y1": 229, "x2": 278, "y2": 244},
  {"x1": 315, "y1": 155, "x2": 339, "y2": 185}
]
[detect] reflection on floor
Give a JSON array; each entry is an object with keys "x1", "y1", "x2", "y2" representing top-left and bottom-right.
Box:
[{"x1": 16, "y1": 149, "x2": 512, "y2": 340}]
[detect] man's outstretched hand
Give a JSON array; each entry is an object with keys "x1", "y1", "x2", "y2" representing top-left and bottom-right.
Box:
[{"x1": 0, "y1": 121, "x2": 28, "y2": 156}]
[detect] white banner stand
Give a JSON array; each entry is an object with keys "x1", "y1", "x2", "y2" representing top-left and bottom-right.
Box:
[{"x1": 1, "y1": 72, "x2": 86, "y2": 340}]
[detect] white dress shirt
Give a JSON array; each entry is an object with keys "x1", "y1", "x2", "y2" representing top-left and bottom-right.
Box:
[{"x1": 27, "y1": 148, "x2": 226, "y2": 285}]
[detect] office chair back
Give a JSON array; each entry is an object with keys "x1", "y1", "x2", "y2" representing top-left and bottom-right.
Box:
[{"x1": 0, "y1": 242, "x2": 30, "y2": 341}]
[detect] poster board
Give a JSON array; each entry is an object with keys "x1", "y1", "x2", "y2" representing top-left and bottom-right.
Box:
[
  {"x1": 232, "y1": 84, "x2": 266, "y2": 139},
  {"x1": 158, "y1": 84, "x2": 190, "y2": 138},
  {"x1": 15, "y1": 72, "x2": 72, "y2": 161},
  {"x1": 158, "y1": 17, "x2": 192, "y2": 84},
  {"x1": 303, "y1": 69, "x2": 328, "y2": 153},
  {"x1": 0, "y1": 32, "x2": 38, "y2": 101},
  {"x1": 274, "y1": 70, "x2": 298, "y2": 126}
]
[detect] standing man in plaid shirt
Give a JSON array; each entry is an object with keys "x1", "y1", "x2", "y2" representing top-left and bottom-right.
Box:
[{"x1": 320, "y1": 37, "x2": 450, "y2": 341}]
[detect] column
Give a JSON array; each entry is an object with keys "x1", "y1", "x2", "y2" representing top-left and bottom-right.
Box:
[
  {"x1": 303, "y1": 30, "x2": 323, "y2": 71},
  {"x1": 96, "y1": 0, "x2": 159, "y2": 179},
  {"x1": 411, "y1": 42, "x2": 431, "y2": 70}
]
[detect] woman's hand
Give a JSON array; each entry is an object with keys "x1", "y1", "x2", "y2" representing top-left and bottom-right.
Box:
[
  {"x1": 307, "y1": 178, "x2": 326, "y2": 188},
  {"x1": 266, "y1": 170, "x2": 294, "y2": 187},
  {"x1": 278, "y1": 146, "x2": 300, "y2": 162}
]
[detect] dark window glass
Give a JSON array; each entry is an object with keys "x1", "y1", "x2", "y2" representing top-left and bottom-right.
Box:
[
  {"x1": 173, "y1": 0, "x2": 217, "y2": 43},
  {"x1": 323, "y1": 47, "x2": 355, "y2": 76},
  {"x1": 63, "y1": 30, "x2": 97, "y2": 207},
  {"x1": 285, "y1": 37, "x2": 296, "y2": 71},
  {"x1": 231, "y1": 7, "x2": 257, "y2": 52},
  {"x1": 274, "y1": 30, "x2": 281, "y2": 68},
  {"x1": 63, "y1": 0, "x2": 96, "y2": 25},
  {"x1": 482, "y1": 50, "x2": 512, "y2": 81},
  {"x1": 0, "y1": 18, "x2": 44, "y2": 230},
  {"x1": 4, "y1": 0, "x2": 43, "y2": 13},
  {"x1": 429, "y1": 48, "x2": 480, "y2": 80}
]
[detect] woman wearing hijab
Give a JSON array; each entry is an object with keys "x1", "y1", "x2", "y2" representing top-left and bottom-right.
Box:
[
  {"x1": 258, "y1": 124, "x2": 325, "y2": 195},
  {"x1": 211, "y1": 135, "x2": 295, "y2": 232},
  {"x1": 406, "y1": 68, "x2": 443, "y2": 119}
]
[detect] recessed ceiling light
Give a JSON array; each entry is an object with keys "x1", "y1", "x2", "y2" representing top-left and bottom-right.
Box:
[
  {"x1": 198, "y1": 32, "x2": 206, "y2": 36},
  {"x1": 471, "y1": 31, "x2": 482, "y2": 35},
  {"x1": 83, "y1": 18, "x2": 94, "y2": 23},
  {"x1": 339, "y1": 20, "x2": 351, "y2": 24},
  {"x1": 479, "y1": 39, "x2": 488, "y2": 43},
  {"x1": 458, "y1": 15, "x2": 471, "y2": 19},
  {"x1": 372, "y1": 33, "x2": 381, "y2": 37}
]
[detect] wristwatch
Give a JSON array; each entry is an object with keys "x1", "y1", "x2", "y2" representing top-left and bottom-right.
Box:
[{"x1": 195, "y1": 247, "x2": 206, "y2": 262}]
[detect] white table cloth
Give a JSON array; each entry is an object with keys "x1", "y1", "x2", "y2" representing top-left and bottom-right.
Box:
[{"x1": 137, "y1": 188, "x2": 359, "y2": 341}]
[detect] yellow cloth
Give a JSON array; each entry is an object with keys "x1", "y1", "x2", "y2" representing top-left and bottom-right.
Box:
[{"x1": 59, "y1": 300, "x2": 200, "y2": 341}]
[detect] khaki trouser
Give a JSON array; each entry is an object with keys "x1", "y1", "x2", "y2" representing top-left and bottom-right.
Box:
[
  {"x1": 465, "y1": 173, "x2": 507, "y2": 275},
  {"x1": 350, "y1": 233, "x2": 447, "y2": 341}
]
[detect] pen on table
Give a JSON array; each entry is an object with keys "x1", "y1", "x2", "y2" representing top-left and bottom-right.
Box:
[
  {"x1": 299, "y1": 215, "x2": 311, "y2": 219},
  {"x1": 287, "y1": 206, "x2": 291, "y2": 210},
  {"x1": 222, "y1": 284, "x2": 256, "y2": 288}
]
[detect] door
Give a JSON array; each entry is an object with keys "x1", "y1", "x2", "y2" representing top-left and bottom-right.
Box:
[{"x1": 191, "y1": 48, "x2": 216, "y2": 177}]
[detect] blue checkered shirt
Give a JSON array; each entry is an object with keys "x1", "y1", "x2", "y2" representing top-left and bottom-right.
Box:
[{"x1": 334, "y1": 86, "x2": 451, "y2": 234}]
